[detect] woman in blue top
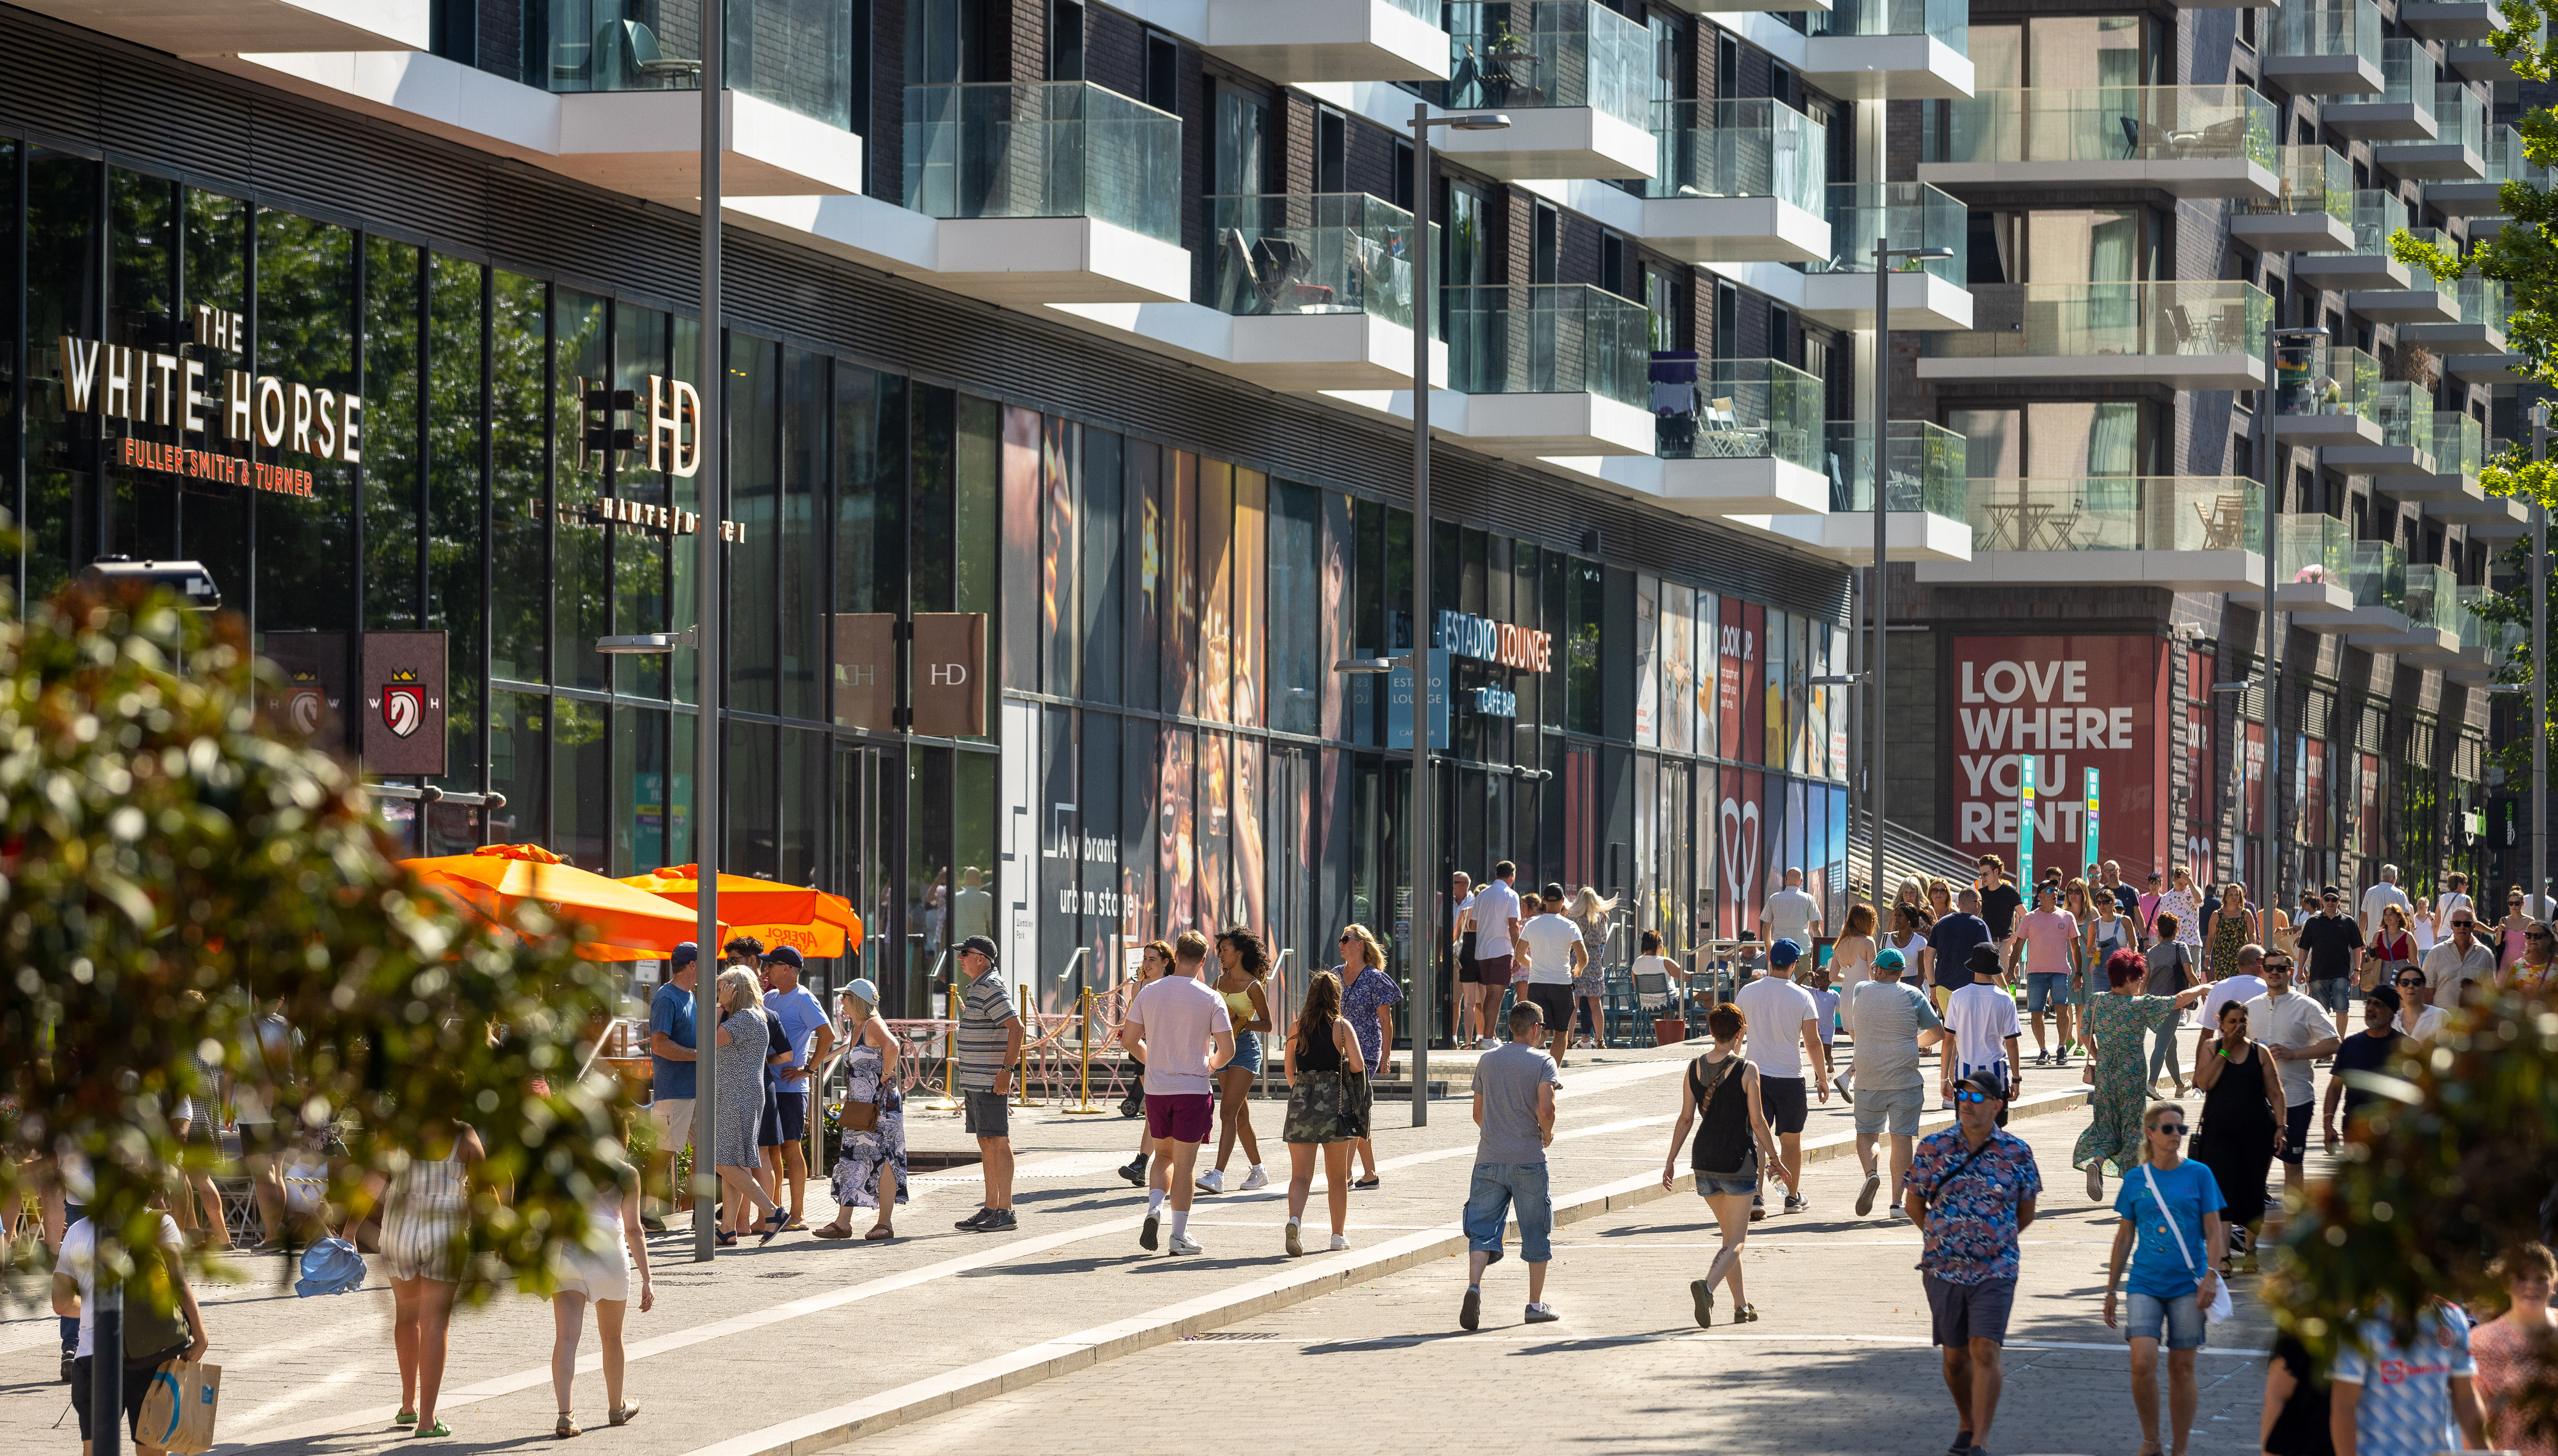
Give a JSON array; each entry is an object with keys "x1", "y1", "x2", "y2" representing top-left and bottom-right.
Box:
[{"x1": 2102, "y1": 1101, "x2": 2228, "y2": 1456}]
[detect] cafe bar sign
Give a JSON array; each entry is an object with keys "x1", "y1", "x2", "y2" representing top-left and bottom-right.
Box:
[{"x1": 59, "y1": 305, "x2": 357, "y2": 493}]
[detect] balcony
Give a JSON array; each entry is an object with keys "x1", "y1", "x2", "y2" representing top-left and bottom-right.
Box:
[
  {"x1": 1640, "y1": 99, "x2": 1831, "y2": 264},
  {"x1": 2292, "y1": 190, "x2": 2410, "y2": 291},
  {"x1": 2262, "y1": 0, "x2": 2385, "y2": 94},
  {"x1": 2346, "y1": 227, "x2": 2458, "y2": 325},
  {"x1": 2267, "y1": 339, "x2": 2385, "y2": 447},
  {"x1": 2320, "y1": 40, "x2": 2437, "y2": 141},
  {"x1": 903, "y1": 81, "x2": 1187, "y2": 305},
  {"x1": 1601, "y1": 356, "x2": 1831, "y2": 516},
  {"x1": 2448, "y1": 13, "x2": 2543, "y2": 81},
  {"x1": 1800, "y1": 0, "x2": 1975, "y2": 101},
  {"x1": 2272, "y1": 513, "x2": 2359, "y2": 623},
  {"x1": 2402, "y1": 3, "x2": 2499, "y2": 39},
  {"x1": 2401, "y1": 276, "x2": 2508, "y2": 350},
  {"x1": 2392, "y1": 410, "x2": 2488, "y2": 501},
  {"x1": 2445, "y1": 350, "x2": 2529, "y2": 390},
  {"x1": 1201, "y1": 0, "x2": 1448, "y2": 83},
  {"x1": 13, "y1": 0, "x2": 426, "y2": 54},
  {"x1": 2327, "y1": 540, "x2": 2413, "y2": 634},
  {"x1": 1797, "y1": 422, "x2": 1974, "y2": 563},
  {"x1": 1916, "y1": 477, "x2": 2262, "y2": 590},
  {"x1": 1445, "y1": 284, "x2": 1653, "y2": 457},
  {"x1": 2349, "y1": 563, "x2": 2466, "y2": 660},
  {"x1": 1800, "y1": 184, "x2": 1973, "y2": 330},
  {"x1": 1439, "y1": 2, "x2": 1655, "y2": 180},
  {"x1": 2375, "y1": 83, "x2": 2487, "y2": 180},
  {"x1": 1206, "y1": 194, "x2": 1436, "y2": 390},
  {"x1": 2427, "y1": 127, "x2": 2543, "y2": 214},
  {"x1": 2430, "y1": 490, "x2": 2532, "y2": 536},
  {"x1": 2449, "y1": 585, "x2": 2520, "y2": 678},
  {"x1": 2230, "y1": 146, "x2": 2355, "y2": 251},
  {"x1": 1919, "y1": 85, "x2": 2276, "y2": 199},
  {"x1": 1918, "y1": 280, "x2": 2270, "y2": 391},
  {"x1": 2323, "y1": 380, "x2": 2436, "y2": 477}
]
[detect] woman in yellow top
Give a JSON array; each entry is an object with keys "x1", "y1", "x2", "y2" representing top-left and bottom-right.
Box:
[{"x1": 1198, "y1": 928, "x2": 1274, "y2": 1196}]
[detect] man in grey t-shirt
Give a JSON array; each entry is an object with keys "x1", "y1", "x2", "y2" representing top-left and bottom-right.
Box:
[
  {"x1": 1846, "y1": 949, "x2": 1945, "y2": 1220},
  {"x1": 1460, "y1": 1001, "x2": 1562, "y2": 1333}
]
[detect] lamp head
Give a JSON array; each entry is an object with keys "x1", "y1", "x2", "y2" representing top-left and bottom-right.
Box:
[{"x1": 1450, "y1": 113, "x2": 1512, "y2": 131}]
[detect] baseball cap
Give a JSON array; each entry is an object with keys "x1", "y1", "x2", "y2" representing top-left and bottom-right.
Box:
[
  {"x1": 1542, "y1": 881, "x2": 1567, "y2": 901},
  {"x1": 671, "y1": 941, "x2": 698, "y2": 966},
  {"x1": 763, "y1": 944, "x2": 803, "y2": 967},
  {"x1": 1956, "y1": 1069, "x2": 2010, "y2": 1100},
  {"x1": 1872, "y1": 948, "x2": 1905, "y2": 972},
  {"x1": 842, "y1": 977, "x2": 880, "y2": 1006},
  {"x1": 959, "y1": 935, "x2": 1000, "y2": 963},
  {"x1": 1768, "y1": 938, "x2": 1802, "y2": 967}
]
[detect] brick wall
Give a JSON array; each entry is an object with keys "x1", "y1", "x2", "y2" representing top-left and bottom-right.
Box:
[{"x1": 1083, "y1": 3, "x2": 1144, "y2": 99}]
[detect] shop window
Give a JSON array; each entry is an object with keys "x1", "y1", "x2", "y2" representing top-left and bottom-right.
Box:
[
  {"x1": 614, "y1": 705, "x2": 673, "y2": 877},
  {"x1": 1198, "y1": 457, "x2": 1234, "y2": 722},
  {"x1": 602, "y1": 300, "x2": 665, "y2": 701},
  {"x1": 725, "y1": 333, "x2": 781, "y2": 716},
  {"x1": 490, "y1": 272, "x2": 547, "y2": 688},
  {"x1": 1234, "y1": 468, "x2": 1267, "y2": 729},
  {"x1": 1125, "y1": 440, "x2": 1164, "y2": 715},
  {"x1": 1081, "y1": 430, "x2": 1125, "y2": 707},
  {"x1": 555, "y1": 696, "x2": 611, "y2": 870},
  {"x1": 489, "y1": 691, "x2": 550, "y2": 850},
  {"x1": 369, "y1": 239, "x2": 429, "y2": 635},
  {"x1": 1269, "y1": 479, "x2": 1322, "y2": 738},
  {"x1": 913, "y1": 382, "x2": 958, "y2": 613},
  {"x1": 422, "y1": 251, "x2": 484, "y2": 811},
  {"x1": 1567, "y1": 558, "x2": 1603, "y2": 736},
  {"x1": 780, "y1": 347, "x2": 827, "y2": 722},
  {"x1": 1041, "y1": 416, "x2": 1081, "y2": 699}
]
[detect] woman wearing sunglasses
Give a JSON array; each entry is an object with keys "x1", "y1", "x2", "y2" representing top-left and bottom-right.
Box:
[
  {"x1": 2509, "y1": 922, "x2": 2557, "y2": 998},
  {"x1": 2102, "y1": 1102, "x2": 2227, "y2": 1456}
]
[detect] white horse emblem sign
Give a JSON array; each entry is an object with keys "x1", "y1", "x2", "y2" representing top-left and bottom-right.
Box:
[{"x1": 382, "y1": 683, "x2": 425, "y2": 738}]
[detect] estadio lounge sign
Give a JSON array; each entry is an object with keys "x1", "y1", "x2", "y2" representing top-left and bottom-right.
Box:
[{"x1": 59, "y1": 306, "x2": 355, "y2": 497}]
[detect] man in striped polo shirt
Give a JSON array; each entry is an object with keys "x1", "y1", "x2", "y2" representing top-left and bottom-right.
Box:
[{"x1": 952, "y1": 936, "x2": 1024, "y2": 1233}]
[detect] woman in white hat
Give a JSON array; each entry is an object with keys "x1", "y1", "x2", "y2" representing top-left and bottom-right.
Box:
[{"x1": 814, "y1": 979, "x2": 907, "y2": 1241}]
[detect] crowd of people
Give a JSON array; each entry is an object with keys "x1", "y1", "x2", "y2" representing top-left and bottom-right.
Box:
[{"x1": 18, "y1": 850, "x2": 2558, "y2": 1456}]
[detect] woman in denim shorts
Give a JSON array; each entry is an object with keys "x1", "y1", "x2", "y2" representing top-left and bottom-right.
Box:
[
  {"x1": 1662, "y1": 1002, "x2": 1778, "y2": 1330},
  {"x1": 2102, "y1": 1102, "x2": 2228, "y2": 1456}
]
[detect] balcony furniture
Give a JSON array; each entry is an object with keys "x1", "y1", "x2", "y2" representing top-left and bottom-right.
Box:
[
  {"x1": 610, "y1": 20, "x2": 703, "y2": 83},
  {"x1": 2197, "y1": 494, "x2": 2250, "y2": 550}
]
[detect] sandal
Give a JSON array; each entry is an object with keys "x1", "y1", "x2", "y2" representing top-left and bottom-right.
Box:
[
  {"x1": 863, "y1": 1226, "x2": 896, "y2": 1241},
  {"x1": 414, "y1": 1420, "x2": 452, "y2": 1439},
  {"x1": 811, "y1": 1224, "x2": 855, "y2": 1240},
  {"x1": 608, "y1": 1404, "x2": 641, "y2": 1427},
  {"x1": 395, "y1": 1410, "x2": 418, "y2": 1428},
  {"x1": 714, "y1": 1232, "x2": 738, "y2": 1248},
  {"x1": 556, "y1": 1414, "x2": 582, "y2": 1439}
]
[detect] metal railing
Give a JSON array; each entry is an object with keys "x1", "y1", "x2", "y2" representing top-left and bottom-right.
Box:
[
  {"x1": 1959, "y1": 477, "x2": 2263, "y2": 554},
  {"x1": 1827, "y1": 421, "x2": 1969, "y2": 521},
  {"x1": 1444, "y1": 0, "x2": 1651, "y2": 131},
  {"x1": 1650, "y1": 355, "x2": 1823, "y2": 466},
  {"x1": 902, "y1": 80, "x2": 1183, "y2": 244},
  {"x1": 1923, "y1": 279, "x2": 2272, "y2": 361},
  {"x1": 1923, "y1": 84, "x2": 2274, "y2": 169},
  {"x1": 1206, "y1": 193, "x2": 1433, "y2": 329},
  {"x1": 1807, "y1": 182, "x2": 1967, "y2": 281},
  {"x1": 1646, "y1": 98, "x2": 1827, "y2": 212}
]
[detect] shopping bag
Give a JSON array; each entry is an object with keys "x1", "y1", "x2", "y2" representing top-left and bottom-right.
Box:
[{"x1": 136, "y1": 1359, "x2": 221, "y2": 1454}]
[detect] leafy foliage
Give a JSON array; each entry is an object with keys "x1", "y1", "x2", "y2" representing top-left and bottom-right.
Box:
[{"x1": 0, "y1": 577, "x2": 630, "y2": 1306}]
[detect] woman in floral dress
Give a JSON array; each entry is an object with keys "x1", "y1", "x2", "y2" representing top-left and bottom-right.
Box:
[
  {"x1": 2072, "y1": 948, "x2": 2213, "y2": 1204},
  {"x1": 2202, "y1": 881, "x2": 2257, "y2": 983},
  {"x1": 2154, "y1": 865, "x2": 2205, "y2": 954},
  {"x1": 815, "y1": 978, "x2": 906, "y2": 1241}
]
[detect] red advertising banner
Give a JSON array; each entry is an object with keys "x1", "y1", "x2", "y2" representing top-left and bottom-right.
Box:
[{"x1": 1950, "y1": 636, "x2": 2167, "y2": 876}]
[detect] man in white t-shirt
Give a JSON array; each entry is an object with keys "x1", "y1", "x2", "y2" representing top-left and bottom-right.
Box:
[
  {"x1": 1120, "y1": 936, "x2": 1236, "y2": 1258},
  {"x1": 1940, "y1": 944, "x2": 2022, "y2": 1120},
  {"x1": 2242, "y1": 956, "x2": 2340, "y2": 1244},
  {"x1": 1735, "y1": 938, "x2": 1829, "y2": 1216},
  {"x1": 2358, "y1": 864, "x2": 2412, "y2": 940},
  {"x1": 1517, "y1": 885, "x2": 1589, "y2": 1068},
  {"x1": 2199, "y1": 942, "x2": 2270, "y2": 1028},
  {"x1": 1465, "y1": 862, "x2": 1527, "y2": 1050},
  {"x1": 55, "y1": 1208, "x2": 207, "y2": 1450},
  {"x1": 1762, "y1": 867, "x2": 1822, "y2": 949}
]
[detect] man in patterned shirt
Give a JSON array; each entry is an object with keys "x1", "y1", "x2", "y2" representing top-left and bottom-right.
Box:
[
  {"x1": 2330, "y1": 1298, "x2": 2487, "y2": 1456},
  {"x1": 1903, "y1": 1070, "x2": 2042, "y2": 1456}
]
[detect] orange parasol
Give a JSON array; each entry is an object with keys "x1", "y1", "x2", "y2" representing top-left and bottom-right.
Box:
[
  {"x1": 403, "y1": 844, "x2": 704, "y2": 958},
  {"x1": 633, "y1": 866, "x2": 865, "y2": 959}
]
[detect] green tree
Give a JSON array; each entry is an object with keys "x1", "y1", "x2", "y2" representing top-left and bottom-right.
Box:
[{"x1": 1, "y1": 571, "x2": 630, "y2": 1309}]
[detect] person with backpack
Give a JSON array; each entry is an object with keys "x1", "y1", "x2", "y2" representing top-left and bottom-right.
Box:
[
  {"x1": 2102, "y1": 1101, "x2": 2228, "y2": 1456},
  {"x1": 1661, "y1": 1002, "x2": 1778, "y2": 1328}
]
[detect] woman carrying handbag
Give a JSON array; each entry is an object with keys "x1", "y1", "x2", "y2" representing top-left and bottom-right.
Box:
[
  {"x1": 814, "y1": 979, "x2": 905, "y2": 1242},
  {"x1": 1280, "y1": 970, "x2": 1368, "y2": 1256}
]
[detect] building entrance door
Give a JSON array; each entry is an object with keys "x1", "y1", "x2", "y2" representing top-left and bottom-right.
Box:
[{"x1": 833, "y1": 742, "x2": 905, "y2": 1014}]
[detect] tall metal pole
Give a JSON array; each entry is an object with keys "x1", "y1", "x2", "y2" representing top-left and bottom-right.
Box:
[
  {"x1": 1869, "y1": 242, "x2": 1890, "y2": 904},
  {"x1": 1409, "y1": 103, "x2": 1432, "y2": 1127},
  {"x1": 2535, "y1": 405, "x2": 2548, "y2": 917},
  {"x1": 2258, "y1": 334, "x2": 2283, "y2": 922},
  {"x1": 692, "y1": 2, "x2": 724, "y2": 1264}
]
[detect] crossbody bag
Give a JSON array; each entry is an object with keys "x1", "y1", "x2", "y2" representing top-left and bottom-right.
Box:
[{"x1": 2137, "y1": 1163, "x2": 2234, "y2": 1323}]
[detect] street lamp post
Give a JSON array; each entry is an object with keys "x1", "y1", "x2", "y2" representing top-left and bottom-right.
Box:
[
  {"x1": 693, "y1": 0, "x2": 724, "y2": 1265},
  {"x1": 2535, "y1": 405, "x2": 2548, "y2": 916},
  {"x1": 1403, "y1": 104, "x2": 1506, "y2": 1129},
  {"x1": 1866, "y1": 239, "x2": 1952, "y2": 904},
  {"x1": 2255, "y1": 328, "x2": 2324, "y2": 921}
]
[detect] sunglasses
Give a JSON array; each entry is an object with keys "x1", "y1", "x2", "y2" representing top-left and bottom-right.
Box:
[
  {"x1": 2394, "y1": 977, "x2": 2426, "y2": 987},
  {"x1": 2531, "y1": 932, "x2": 2556, "y2": 942},
  {"x1": 2453, "y1": 919, "x2": 2476, "y2": 929},
  {"x1": 1955, "y1": 1089, "x2": 1995, "y2": 1106},
  {"x1": 2150, "y1": 1123, "x2": 2188, "y2": 1137}
]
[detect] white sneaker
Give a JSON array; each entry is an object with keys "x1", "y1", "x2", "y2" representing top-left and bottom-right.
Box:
[
  {"x1": 1329, "y1": 1233, "x2": 1350, "y2": 1251},
  {"x1": 1168, "y1": 1232, "x2": 1203, "y2": 1256},
  {"x1": 1196, "y1": 1168, "x2": 1225, "y2": 1195},
  {"x1": 1478, "y1": 1036, "x2": 1499, "y2": 1051},
  {"x1": 1523, "y1": 1302, "x2": 1559, "y2": 1324},
  {"x1": 1832, "y1": 1069, "x2": 1855, "y2": 1105},
  {"x1": 1239, "y1": 1166, "x2": 1270, "y2": 1192}
]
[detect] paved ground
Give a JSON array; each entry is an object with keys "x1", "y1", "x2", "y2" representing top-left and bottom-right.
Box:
[{"x1": 0, "y1": 1030, "x2": 2334, "y2": 1456}]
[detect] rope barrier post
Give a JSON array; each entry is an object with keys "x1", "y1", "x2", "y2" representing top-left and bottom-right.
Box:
[
  {"x1": 1062, "y1": 988, "x2": 1108, "y2": 1115},
  {"x1": 1011, "y1": 983, "x2": 1041, "y2": 1108}
]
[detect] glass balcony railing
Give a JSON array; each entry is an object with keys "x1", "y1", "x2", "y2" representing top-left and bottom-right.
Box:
[
  {"x1": 2242, "y1": 144, "x2": 2354, "y2": 224},
  {"x1": 2451, "y1": 276, "x2": 2507, "y2": 334},
  {"x1": 1923, "y1": 280, "x2": 2272, "y2": 361},
  {"x1": 2327, "y1": 38, "x2": 2436, "y2": 121},
  {"x1": 2481, "y1": 126, "x2": 2547, "y2": 186},
  {"x1": 532, "y1": 0, "x2": 860, "y2": 127},
  {"x1": 2349, "y1": 539, "x2": 2405, "y2": 611},
  {"x1": 1445, "y1": 1, "x2": 1650, "y2": 131},
  {"x1": 1806, "y1": 182, "x2": 1967, "y2": 281},
  {"x1": 1206, "y1": 194, "x2": 1434, "y2": 329},
  {"x1": 2373, "y1": 379, "x2": 2436, "y2": 455},
  {"x1": 1807, "y1": 0, "x2": 1970, "y2": 55},
  {"x1": 1827, "y1": 421, "x2": 1969, "y2": 521},
  {"x1": 2429, "y1": 81, "x2": 2486, "y2": 157},
  {"x1": 1650, "y1": 356, "x2": 1823, "y2": 467},
  {"x1": 2435, "y1": 410, "x2": 2485, "y2": 484},
  {"x1": 2278, "y1": 512, "x2": 2353, "y2": 586},
  {"x1": 2268, "y1": 0, "x2": 2383, "y2": 72},
  {"x1": 1922, "y1": 85, "x2": 2275, "y2": 169},
  {"x1": 2272, "y1": 338, "x2": 2383, "y2": 426},
  {"x1": 903, "y1": 81, "x2": 1182, "y2": 243},
  {"x1": 2307, "y1": 188, "x2": 2408, "y2": 259},
  {"x1": 1446, "y1": 283, "x2": 1649, "y2": 405},
  {"x1": 1959, "y1": 477, "x2": 2262, "y2": 554},
  {"x1": 2456, "y1": 584, "x2": 2508, "y2": 660},
  {"x1": 2403, "y1": 563, "x2": 2459, "y2": 634},
  {"x1": 1645, "y1": 98, "x2": 1827, "y2": 211},
  {"x1": 1382, "y1": 0, "x2": 1436, "y2": 18},
  {"x1": 2399, "y1": 227, "x2": 2457, "y2": 290}
]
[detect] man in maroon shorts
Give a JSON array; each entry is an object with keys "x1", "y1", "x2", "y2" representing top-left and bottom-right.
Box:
[
  {"x1": 1120, "y1": 931, "x2": 1236, "y2": 1256},
  {"x1": 1464, "y1": 861, "x2": 1527, "y2": 1048}
]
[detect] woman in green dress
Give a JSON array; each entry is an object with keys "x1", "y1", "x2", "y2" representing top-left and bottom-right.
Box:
[
  {"x1": 2074, "y1": 947, "x2": 2214, "y2": 1204},
  {"x1": 2201, "y1": 881, "x2": 2257, "y2": 983}
]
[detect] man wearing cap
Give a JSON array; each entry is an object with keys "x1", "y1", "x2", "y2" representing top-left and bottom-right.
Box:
[
  {"x1": 1905, "y1": 1070, "x2": 2040, "y2": 1456},
  {"x1": 1516, "y1": 884, "x2": 1588, "y2": 1068},
  {"x1": 1847, "y1": 948, "x2": 1945, "y2": 1220},
  {"x1": 1735, "y1": 939, "x2": 1828, "y2": 1216},
  {"x1": 1941, "y1": 944, "x2": 2023, "y2": 1127},
  {"x1": 762, "y1": 945, "x2": 834, "y2": 1233},
  {"x1": 2294, "y1": 885, "x2": 2364, "y2": 1039},
  {"x1": 952, "y1": 935, "x2": 1023, "y2": 1233},
  {"x1": 645, "y1": 943, "x2": 701, "y2": 1229}
]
